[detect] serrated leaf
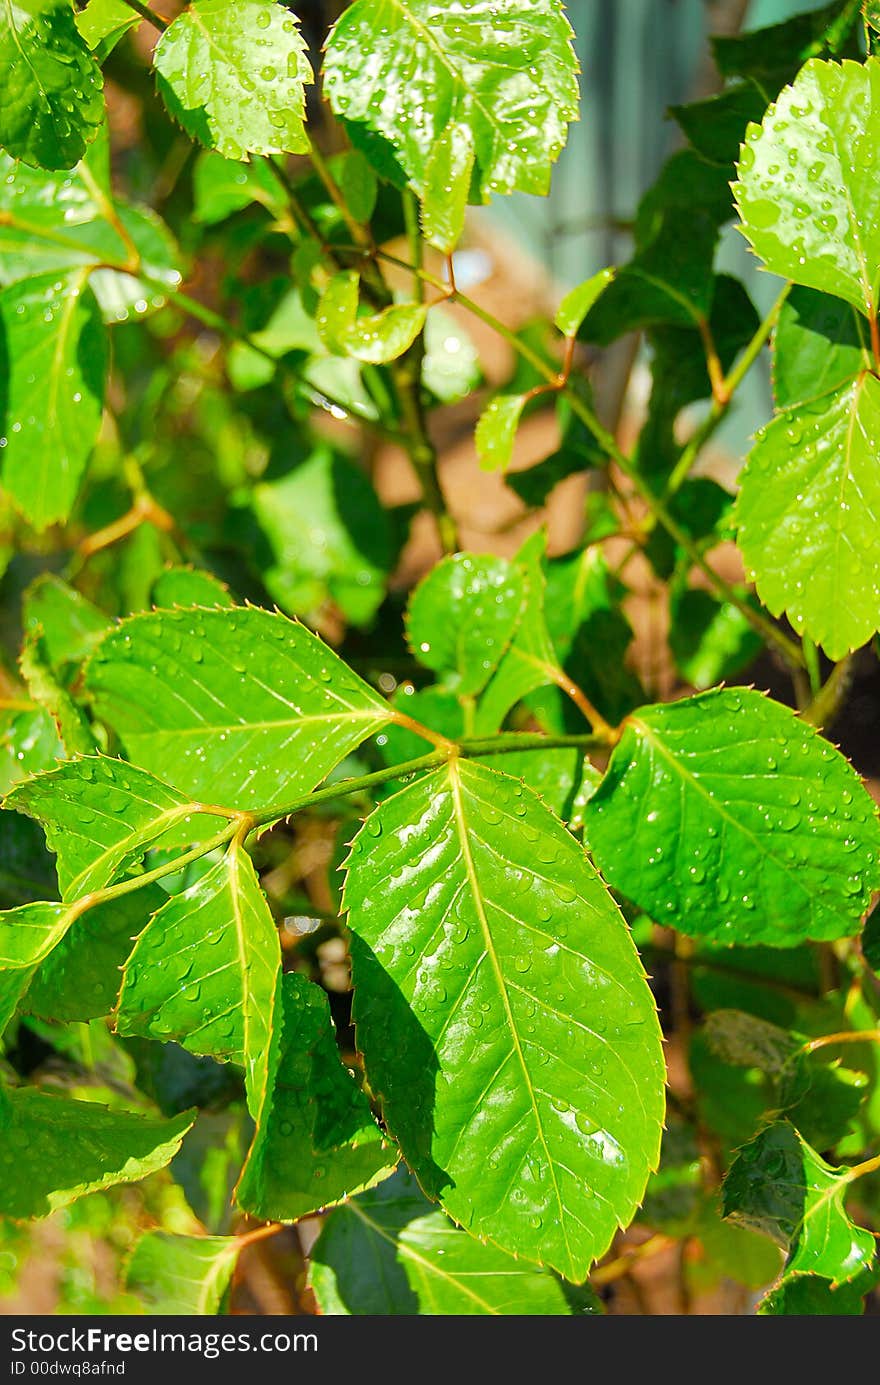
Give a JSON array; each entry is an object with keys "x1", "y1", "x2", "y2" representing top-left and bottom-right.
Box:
[
  {"x1": 734, "y1": 58, "x2": 880, "y2": 315},
  {"x1": 406, "y1": 553, "x2": 524, "y2": 696},
  {"x1": 236, "y1": 971, "x2": 395, "y2": 1221},
  {"x1": 554, "y1": 268, "x2": 614, "y2": 338},
  {"x1": 154, "y1": 0, "x2": 312, "y2": 161},
  {"x1": 0, "y1": 1088, "x2": 192, "y2": 1218},
  {"x1": 19, "y1": 633, "x2": 94, "y2": 757},
  {"x1": 309, "y1": 1168, "x2": 599, "y2": 1315},
  {"x1": 85, "y1": 607, "x2": 392, "y2": 809},
  {"x1": 0, "y1": 147, "x2": 180, "y2": 321},
  {"x1": 151, "y1": 566, "x2": 234, "y2": 610},
  {"x1": 324, "y1": 0, "x2": 578, "y2": 202},
  {"x1": 126, "y1": 1231, "x2": 241, "y2": 1315},
  {"x1": 583, "y1": 688, "x2": 880, "y2": 947},
  {"x1": 75, "y1": 0, "x2": 141, "y2": 58},
  {"x1": 23, "y1": 574, "x2": 111, "y2": 670},
  {"x1": 169, "y1": 1108, "x2": 249, "y2": 1233},
  {"x1": 0, "y1": 270, "x2": 106, "y2": 529},
  {"x1": 713, "y1": 1, "x2": 862, "y2": 89},
  {"x1": 420, "y1": 124, "x2": 474, "y2": 254},
  {"x1": 723, "y1": 1122, "x2": 875, "y2": 1287},
  {"x1": 773, "y1": 286, "x2": 870, "y2": 410},
  {"x1": 0, "y1": 0, "x2": 103, "y2": 170},
  {"x1": 778, "y1": 1052, "x2": 868, "y2": 1152},
  {"x1": 5, "y1": 755, "x2": 217, "y2": 900},
  {"x1": 117, "y1": 842, "x2": 280, "y2": 1119},
  {"x1": 759, "y1": 1262, "x2": 878, "y2": 1315},
  {"x1": 736, "y1": 375, "x2": 880, "y2": 658},
  {"x1": 474, "y1": 531, "x2": 562, "y2": 734},
  {"x1": 0, "y1": 898, "x2": 80, "y2": 971},
  {"x1": 252, "y1": 448, "x2": 393, "y2": 627},
  {"x1": 475, "y1": 394, "x2": 527, "y2": 472},
  {"x1": 343, "y1": 758, "x2": 664, "y2": 1281}
]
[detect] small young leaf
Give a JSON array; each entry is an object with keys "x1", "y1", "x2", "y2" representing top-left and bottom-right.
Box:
[
  {"x1": 316, "y1": 271, "x2": 426, "y2": 365},
  {"x1": 343, "y1": 759, "x2": 665, "y2": 1282},
  {"x1": 75, "y1": 0, "x2": 141, "y2": 58},
  {"x1": 85, "y1": 607, "x2": 393, "y2": 809},
  {"x1": 324, "y1": 0, "x2": 578, "y2": 201},
  {"x1": 117, "y1": 842, "x2": 281, "y2": 1119},
  {"x1": 154, "y1": 0, "x2": 313, "y2": 161},
  {"x1": 723, "y1": 1123, "x2": 875, "y2": 1287},
  {"x1": 772, "y1": 286, "x2": 870, "y2": 410},
  {"x1": 236, "y1": 971, "x2": 396, "y2": 1221},
  {"x1": 736, "y1": 375, "x2": 880, "y2": 658},
  {"x1": 0, "y1": 1088, "x2": 193, "y2": 1218},
  {"x1": 554, "y1": 268, "x2": 615, "y2": 339},
  {"x1": 0, "y1": 0, "x2": 103, "y2": 170},
  {"x1": 475, "y1": 394, "x2": 527, "y2": 472},
  {"x1": 23, "y1": 574, "x2": 111, "y2": 671},
  {"x1": 759, "y1": 1263, "x2": 879, "y2": 1316},
  {"x1": 126, "y1": 1231, "x2": 241, "y2": 1316},
  {"x1": 734, "y1": 58, "x2": 880, "y2": 314},
  {"x1": 192, "y1": 150, "x2": 284, "y2": 225},
  {"x1": 5, "y1": 755, "x2": 216, "y2": 900},
  {"x1": 406, "y1": 553, "x2": 525, "y2": 695},
  {"x1": 420, "y1": 124, "x2": 475, "y2": 253},
  {"x1": 316, "y1": 271, "x2": 359, "y2": 355},
  {"x1": 583, "y1": 688, "x2": 880, "y2": 946},
  {"x1": 309, "y1": 1168, "x2": 600, "y2": 1315},
  {"x1": 0, "y1": 271, "x2": 107, "y2": 529}
]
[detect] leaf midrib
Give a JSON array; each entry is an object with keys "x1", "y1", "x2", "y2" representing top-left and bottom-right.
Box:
[{"x1": 346, "y1": 1202, "x2": 503, "y2": 1313}]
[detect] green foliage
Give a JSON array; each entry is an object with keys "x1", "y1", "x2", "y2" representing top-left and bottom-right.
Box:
[{"x1": 1, "y1": 0, "x2": 879, "y2": 1320}]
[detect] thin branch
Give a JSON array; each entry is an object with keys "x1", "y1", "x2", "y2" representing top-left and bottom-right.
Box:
[
  {"x1": 120, "y1": 0, "x2": 169, "y2": 32},
  {"x1": 802, "y1": 1029, "x2": 880, "y2": 1055}
]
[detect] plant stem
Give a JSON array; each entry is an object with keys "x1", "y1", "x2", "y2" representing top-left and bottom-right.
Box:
[
  {"x1": 69, "y1": 823, "x2": 238, "y2": 922},
  {"x1": 457, "y1": 731, "x2": 604, "y2": 757},
  {"x1": 802, "y1": 655, "x2": 854, "y2": 729},
  {"x1": 844, "y1": 1149, "x2": 880, "y2": 1184},
  {"x1": 591, "y1": 1232, "x2": 675, "y2": 1286},
  {"x1": 308, "y1": 141, "x2": 373, "y2": 254},
  {"x1": 802, "y1": 1028, "x2": 880, "y2": 1055},
  {"x1": 249, "y1": 752, "x2": 447, "y2": 828},
  {"x1": 120, "y1": 0, "x2": 169, "y2": 31}
]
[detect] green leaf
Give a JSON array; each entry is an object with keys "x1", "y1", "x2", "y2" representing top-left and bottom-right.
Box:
[
  {"x1": 554, "y1": 268, "x2": 615, "y2": 338},
  {"x1": 75, "y1": 0, "x2": 141, "y2": 57},
  {"x1": 0, "y1": 270, "x2": 106, "y2": 528},
  {"x1": 19, "y1": 633, "x2": 95, "y2": 758},
  {"x1": 735, "y1": 375, "x2": 880, "y2": 658},
  {"x1": 338, "y1": 149, "x2": 378, "y2": 225},
  {"x1": 192, "y1": 149, "x2": 283, "y2": 225},
  {"x1": 169, "y1": 1108, "x2": 250, "y2": 1232},
  {"x1": 713, "y1": 1, "x2": 862, "y2": 89},
  {"x1": 117, "y1": 842, "x2": 280, "y2": 1119},
  {"x1": 723, "y1": 1122, "x2": 875, "y2": 1287},
  {"x1": 85, "y1": 607, "x2": 393, "y2": 809},
  {"x1": 343, "y1": 758, "x2": 665, "y2": 1281},
  {"x1": 759, "y1": 1262, "x2": 878, "y2": 1315},
  {"x1": 23, "y1": 574, "x2": 111, "y2": 670},
  {"x1": 668, "y1": 585, "x2": 762, "y2": 691},
  {"x1": 583, "y1": 688, "x2": 880, "y2": 947},
  {"x1": 153, "y1": 0, "x2": 312, "y2": 161},
  {"x1": 25, "y1": 887, "x2": 166, "y2": 1024},
  {"x1": 0, "y1": 0, "x2": 103, "y2": 170},
  {"x1": 406, "y1": 553, "x2": 525, "y2": 695},
  {"x1": 0, "y1": 707, "x2": 63, "y2": 796},
  {"x1": 475, "y1": 394, "x2": 527, "y2": 472},
  {"x1": 773, "y1": 286, "x2": 871, "y2": 410},
  {"x1": 317, "y1": 272, "x2": 427, "y2": 365},
  {"x1": 309, "y1": 1168, "x2": 600, "y2": 1315},
  {"x1": 420, "y1": 124, "x2": 475, "y2": 253},
  {"x1": 126, "y1": 1231, "x2": 241, "y2": 1315},
  {"x1": 0, "y1": 898, "x2": 80, "y2": 971},
  {"x1": 703, "y1": 1009, "x2": 797, "y2": 1076},
  {"x1": 0, "y1": 808, "x2": 57, "y2": 910},
  {"x1": 324, "y1": 0, "x2": 578, "y2": 201},
  {"x1": 5, "y1": 755, "x2": 216, "y2": 900},
  {"x1": 734, "y1": 58, "x2": 880, "y2": 315},
  {"x1": 0, "y1": 967, "x2": 32, "y2": 1037},
  {"x1": 251, "y1": 449, "x2": 393, "y2": 627},
  {"x1": 690, "y1": 1197, "x2": 783, "y2": 1293},
  {"x1": 0, "y1": 147, "x2": 181, "y2": 322},
  {"x1": 474, "y1": 531, "x2": 562, "y2": 734},
  {"x1": 150, "y1": 565, "x2": 234, "y2": 610},
  {"x1": 236, "y1": 971, "x2": 395, "y2": 1221},
  {"x1": 0, "y1": 1088, "x2": 193, "y2": 1218},
  {"x1": 670, "y1": 83, "x2": 767, "y2": 166}
]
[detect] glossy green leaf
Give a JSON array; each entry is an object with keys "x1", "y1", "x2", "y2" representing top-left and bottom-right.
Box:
[
  {"x1": 734, "y1": 58, "x2": 880, "y2": 315},
  {"x1": 0, "y1": 271, "x2": 106, "y2": 529},
  {"x1": 420, "y1": 124, "x2": 475, "y2": 253},
  {"x1": 5, "y1": 755, "x2": 216, "y2": 900},
  {"x1": 150, "y1": 566, "x2": 234, "y2": 610},
  {"x1": 85, "y1": 607, "x2": 393, "y2": 809},
  {"x1": 475, "y1": 394, "x2": 527, "y2": 472},
  {"x1": 154, "y1": 0, "x2": 312, "y2": 161},
  {"x1": 772, "y1": 286, "x2": 870, "y2": 410},
  {"x1": 192, "y1": 149, "x2": 283, "y2": 224},
  {"x1": 406, "y1": 553, "x2": 524, "y2": 696},
  {"x1": 712, "y1": 1, "x2": 862, "y2": 88},
  {"x1": 324, "y1": 0, "x2": 578, "y2": 201},
  {"x1": 723, "y1": 1122, "x2": 875, "y2": 1287},
  {"x1": 23, "y1": 574, "x2": 111, "y2": 670},
  {"x1": 117, "y1": 842, "x2": 280, "y2": 1119},
  {"x1": 19, "y1": 634, "x2": 94, "y2": 758},
  {"x1": 252, "y1": 449, "x2": 393, "y2": 627},
  {"x1": 309, "y1": 1168, "x2": 600, "y2": 1315},
  {"x1": 236, "y1": 971, "x2": 395, "y2": 1221},
  {"x1": 759, "y1": 1262, "x2": 878, "y2": 1315},
  {"x1": 736, "y1": 375, "x2": 880, "y2": 658},
  {"x1": 0, "y1": 707, "x2": 63, "y2": 796},
  {"x1": 0, "y1": 148, "x2": 181, "y2": 322},
  {"x1": 0, "y1": 0, "x2": 103, "y2": 170},
  {"x1": 0, "y1": 1088, "x2": 192, "y2": 1218},
  {"x1": 127, "y1": 1232, "x2": 240, "y2": 1316},
  {"x1": 555, "y1": 268, "x2": 615, "y2": 338},
  {"x1": 583, "y1": 688, "x2": 880, "y2": 947},
  {"x1": 343, "y1": 758, "x2": 665, "y2": 1281},
  {"x1": 0, "y1": 898, "x2": 80, "y2": 971},
  {"x1": 75, "y1": 0, "x2": 141, "y2": 58}
]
